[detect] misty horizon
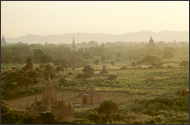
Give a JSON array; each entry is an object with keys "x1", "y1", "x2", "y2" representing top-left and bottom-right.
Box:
[
  {"x1": 1, "y1": 1, "x2": 189, "y2": 124},
  {"x1": 1, "y1": 1, "x2": 189, "y2": 38},
  {"x1": 2, "y1": 30, "x2": 189, "y2": 39},
  {"x1": 2, "y1": 30, "x2": 189, "y2": 44}
]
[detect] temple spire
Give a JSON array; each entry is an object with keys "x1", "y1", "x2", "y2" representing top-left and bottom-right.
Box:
[
  {"x1": 1, "y1": 34, "x2": 7, "y2": 44},
  {"x1": 87, "y1": 81, "x2": 96, "y2": 92},
  {"x1": 47, "y1": 74, "x2": 52, "y2": 84},
  {"x1": 43, "y1": 73, "x2": 57, "y2": 101},
  {"x1": 73, "y1": 37, "x2": 75, "y2": 44}
]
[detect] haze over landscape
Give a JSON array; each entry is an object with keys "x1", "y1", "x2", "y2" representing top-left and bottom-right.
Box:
[
  {"x1": 1, "y1": 1, "x2": 189, "y2": 44},
  {"x1": 4, "y1": 30, "x2": 189, "y2": 44},
  {"x1": 1, "y1": 1, "x2": 189, "y2": 124}
]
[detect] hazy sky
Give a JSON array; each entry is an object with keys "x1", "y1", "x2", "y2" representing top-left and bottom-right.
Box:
[{"x1": 1, "y1": 1, "x2": 189, "y2": 38}]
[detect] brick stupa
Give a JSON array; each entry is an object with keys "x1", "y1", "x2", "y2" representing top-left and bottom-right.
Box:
[
  {"x1": 25, "y1": 74, "x2": 75, "y2": 122},
  {"x1": 22, "y1": 58, "x2": 33, "y2": 71}
]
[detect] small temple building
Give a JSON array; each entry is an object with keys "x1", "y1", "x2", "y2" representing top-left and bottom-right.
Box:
[
  {"x1": 80, "y1": 82, "x2": 101, "y2": 105},
  {"x1": 25, "y1": 74, "x2": 75, "y2": 122},
  {"x1": 99, "y1": 65, "x2": 108, "y2": 75}
]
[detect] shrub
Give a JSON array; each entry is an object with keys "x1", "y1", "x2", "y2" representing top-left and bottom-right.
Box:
[
  {"x1": 68, "y1": 72, "x2": 72, "y2": 76},
  {"x1": 94, "y1": 60, "x2": 99, "y2": 65},
  {"x1": 96, "y1": 100, "x2": 119, "y2": 121},
  {"x1": 167, "y1": 65, "x2": 173, "y2": 68},
  {"x1": 75, "y1": 73, "x2": 91, "y2": 80},
  {"x1": 107, "y1": 74, "x2": 117, "y2": 80},
  {"x1": 162, "y1": 51, "x2": 174, "y2": 59},
  {"x1": 145, "y1": 119, "x2": 156, "y2": 124},
  {"x1": 115, "y1": 58, "x2": 120, "y2": 62},
  {"x1": 82, "y1": 65, "x2": 94, "y2": 75},
  {"x1": 59, "y1": 77, "x2": 67, "y2": 88},
  {"x1": 179, "y1": 60, "x2": 189, "y2": 67},
  {"x1": 120, "y1": 66, "x2": 127, "y2": 69},
  {"x1": 152, "y1": 63, "x2": 158, "y2": 67},
  {"x1": 141, "y1": 55, "x2": 162, "y2": 64},
  {"x1": 87, "y1": 112, "x2": 100, "y2": 123},
  {"x1": 111, "y1": 62, "x2": 115, "y2": 66},
  {"x1": 131, "y1": 104, "x2": 145, "y2": 113},
  {"x1": 67, "y1": 80, "x2": 78, "y2": 87}
]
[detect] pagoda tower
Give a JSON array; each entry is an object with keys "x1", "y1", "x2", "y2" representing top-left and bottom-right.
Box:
[
  {"x1": 43, "y1": 74, "x2": 57, "y2": 101},
  {"x1": 25, "y1": 74, "x2": 75, "y2": 122},
  {"x1": 149, "y1": 36, "x2": 154, "y2": 46},
  {"x1": 70, "y1": 37, "x2": 78, "y2": 51},
  {"x1": 1, "y1": 35, "x2": 7, "y2": 45},
  {"x1": 146, "y1": 36, "x2": 157, "y2": 48}
]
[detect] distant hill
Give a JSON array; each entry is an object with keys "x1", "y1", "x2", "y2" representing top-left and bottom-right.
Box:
[{"x1": 4, "y1": 30, "x2": 189, "y2": 44}]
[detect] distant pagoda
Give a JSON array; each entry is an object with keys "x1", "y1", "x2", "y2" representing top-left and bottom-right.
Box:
[
  {"x1": 1, "y1": 35, "x2": 7, "y2": 45},
  {"x1": 146, "y1": 36, "x2": 158, "y2": 48},
  {"x1": 70, "y1": 37, "x2": 78, "y2": 51},
  {"x1": 25, "y1": 74, "x2": 75, "y2": 122}
]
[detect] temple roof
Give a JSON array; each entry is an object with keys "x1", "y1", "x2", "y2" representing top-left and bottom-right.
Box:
[
  {"x1": 47, "y1": 74, "x2": 52, "y2": 85},
  {"x1": 149, "y1": 36, "x2": 154, "y2": 43},
  {"x1": 1, "y1": 34, "x2": 7, "y2": 44},
  {"x1": 87, "y1": 82, "x2": 96, "y2": 92},
  {"x1": 72, "y1": 37, "x2": 76, "y2": 45},
  {"x1": 43, "y1": 74, "x2": 57, "y2": 101}
]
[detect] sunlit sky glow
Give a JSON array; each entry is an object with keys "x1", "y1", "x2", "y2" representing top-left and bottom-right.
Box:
[{"x1": 1, "y1": 1, "x2": 189, "y2": 38}]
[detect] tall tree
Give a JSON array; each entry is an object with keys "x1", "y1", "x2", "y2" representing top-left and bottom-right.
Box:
[
  {"x1": 82, "y1": 65, "x2": 94, "y2": 75},
  {"x1": 33, "y1": 49, "x2": 44, "y2": 63},
  {"x1": 101, "y1": 55, "x2": 106, "y2": 63},
  {"x1": 96, "y1": 100, "x2": 118, "y2": 121},
  {"x1": 94, "y1": 59, "x2": 99, "y2": 65},
  {"x1": 162, "y1": 51, "x2": 174, "y2": 59},
  {"x1": 40, "y1": 54, "x2": 52, "y2": 64},
  {"x1": 12, "y1": 57, "x2": 23, "y2": 64},
  {"x1": 55, "y1": 66, "x2": 64, "y2": 76}
]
